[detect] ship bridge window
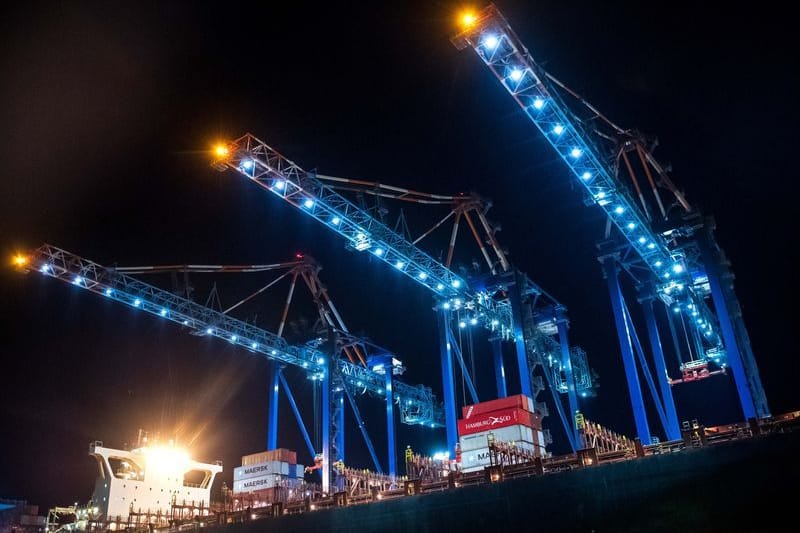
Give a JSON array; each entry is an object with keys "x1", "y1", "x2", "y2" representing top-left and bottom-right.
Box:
[
  {"x1": 108, "y1": 457, "x2": 144, "y2": 481},
  {"x1": 183, "y1": 469, "x2": 212, "y2": 489}
]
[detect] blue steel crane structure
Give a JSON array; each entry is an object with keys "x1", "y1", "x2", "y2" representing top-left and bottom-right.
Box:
[
  {"x1": 451, "y1": 5, "x2": 768, "y2": 443},
  {"x1": 212, "y1": 137, "x2": 592, "y2": 454},
  {"x1": 116, "y1": 253, "x2": 415, "y2": 478},
  {"x1": 19, "y1": 244, "x2": 444, "y2": 493}
]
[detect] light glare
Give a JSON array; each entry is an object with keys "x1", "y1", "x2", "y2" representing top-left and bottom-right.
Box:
[{"x1": 483, "y1": 35, "x2": 499, "y2": 49}]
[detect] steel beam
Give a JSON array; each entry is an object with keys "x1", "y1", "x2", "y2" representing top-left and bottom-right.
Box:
[
  {"x1": 382, "y1": 357, "x2": 397, "y2": 477},
  {"x1": 555, "y1": 308, "x2": 580, "y2": 449},
  {"x1": 438, "y1": 308, "x2": 459, "y2": 455},
  {"x1": 641, "y1": 295, "x2": 681, "y2": 440},
  {"x1": 446, "y1": 326, "x2": 479, "y2": 404},
  {"x1": 335, "y1": 389, "x2": 345, "y2": 464},
  {"x1": 321, "y1": 358, "x2": 331, "y2": 494},
  {"x1": 267, "y1": 362, "x2": 281, "y2": 450},
  {"x1": 508, "y1": 271, "x2": 533, "y2": 398},
  {"x1": 278, "y1": 372, "x2": 315, "y2": 459},
  {"x1": 490, "y1": 338, "x2": 507, "y2": 398},
  {"x1": 602, "y1": 258, "x2": 651, "y2": 443}
]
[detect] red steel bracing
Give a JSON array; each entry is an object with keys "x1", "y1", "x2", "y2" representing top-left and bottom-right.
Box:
[
  {"x1": 116, "y1": 262, "x2": 302, "y2": 274},
  {"x1": 276, "y1": 271, "x2": 298, "y2": 339},
  {"x1": 620, "y1": 148, "x2": 651, "y2": 222},
  {"x1": 223, "y1": 269, "x2": 296, "y2": 315},
  {"x1": 412, "y1": 209, "x2": 458, "y2": 246},
  {"x1": 445, "y1": 211, "x2": 462, "y2": 269},
  {"x1": 462, "y1": 210, "x2": 496, "y2": 275},
  {"x1": 541, "y1": 68, "x2": 692, "y2": 218},
  {"x1": 475, "y1": 209, "x2": 510, "y2": 273},
  {"x1": 635, "y1": 144, "x2": 667, "y2": 220},
  {"x1": 319, "y1": 175, "x2": 510, "y2": 274},
  {"x1": 317, "y1": 174, "x2": 462, "y2": 204}
]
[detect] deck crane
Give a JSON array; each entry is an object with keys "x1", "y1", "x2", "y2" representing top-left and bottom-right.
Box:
[
  {"x1": 212, "y1": 139, "x2": 589, "y2": 452},
  {"x1": 16, "y1": 244, "x2": 444, "y2": 492},
  {"x1": 451, "y1": 5, "x2": 768, "y2": 443}
]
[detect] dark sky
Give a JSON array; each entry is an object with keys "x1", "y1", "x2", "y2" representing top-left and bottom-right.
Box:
[{"x1": 1, "y1": 1, "x2": 797, "y2": 510}]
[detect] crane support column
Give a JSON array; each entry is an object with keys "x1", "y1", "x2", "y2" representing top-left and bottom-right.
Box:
[
  {"x1": 555, "y1": 308, "x2": 580, "y2": 450},
  {"x1": 267, "y1": 362, "x2": 281, "y2": 450},
  {"x1": 321, "y1": 359, "x2": 331, "y2": 494},
  {"x1": 697, "y1": 223, "x2": 764, "y2": 419},
  {"x1": 641, "y1": 294, "x2": 681, "y2": 440},
  {"x1": 334, "y1": 389, "x2": 345, "y2": 464},
  {"x1": 508, "y1": 271, "x2": 533, "y2": 398},
  {"x1": 602, "y1": 257, "x2": 651, "y2": 444},
  {"x1": 380, "y1": 356, "x2": 397, "y2": 477},
  {"x1": 490, "y1": 338, "x2": 507, "y2": 398},
  {"x1": 438, "y1": 307, "x2": 459, "y2": 455}
]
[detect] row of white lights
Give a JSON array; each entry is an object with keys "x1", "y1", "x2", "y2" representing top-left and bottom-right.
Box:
[
  {"x1": 258, "y1": 172, "x2": 466, "y2": 293},
  {"x1": 45, "y1": 262, "x2": 328, "y2": 368},
  {"x1": 480, "y1": 32, "x2": 689, "y2": 284}
]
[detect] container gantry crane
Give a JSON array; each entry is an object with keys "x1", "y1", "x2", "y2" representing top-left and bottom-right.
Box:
[
  {"x1": 117, "y1": 252, "x2": 410, "y2": 476},
  {"x1": 451, "y1": 4, "x2": 768, "y2": 443},
  {"x1": 17, "y1": 244, "x2": 445, "y2": 492},
  {"x1": 212, "y1": 138, "x2": 591, "y2": 453}
]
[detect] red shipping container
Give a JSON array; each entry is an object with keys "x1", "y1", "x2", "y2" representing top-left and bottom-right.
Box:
[
  {"x1": 461, "y1": 394, "x2": 533, "y2": 419},
  {"x1": 457, "y1": 407, "x2": 541, "y2": 436}
]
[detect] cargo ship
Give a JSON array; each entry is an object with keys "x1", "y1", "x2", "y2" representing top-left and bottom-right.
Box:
[{"x1": 47, "y1": 432, "x2": 222, "y2": 532}]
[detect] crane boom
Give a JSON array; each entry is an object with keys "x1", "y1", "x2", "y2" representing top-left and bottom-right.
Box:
[
  {"x1": 22, "y1": 244, "x2": 444, "y2": 427},
  {"x1": 451, "y1": 6, "x2": 720, "y2": 347},
  {"x1": 452, "y1": 5, "x2": 769, "y2": 422},
  {"x1": 213, "y1": 133, "x2": 522, "y2": 335}
]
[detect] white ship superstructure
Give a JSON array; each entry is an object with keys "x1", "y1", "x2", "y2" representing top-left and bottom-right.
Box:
[{"x1": 87, "y1": 439, "x2": 222, "y2": 526}]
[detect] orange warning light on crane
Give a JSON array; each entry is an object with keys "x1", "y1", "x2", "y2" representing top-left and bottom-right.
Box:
[
  {"x1": 213, "y1": 144, "x2": 230, "y2": 158},
  {"x1": 460, "y1": 11, "x2": 477, "y2": 27}
]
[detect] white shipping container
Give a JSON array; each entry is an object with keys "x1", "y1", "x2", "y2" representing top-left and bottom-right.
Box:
[
  {"x1": 537, "y1": 430, "x2": 546, "y2": 449},
  {"x1": 459, "y1": 425, "x2": 535, "y2": 452},
  {"x1": 460, "y1": 442, "x2": 537, "y2": 471},
  {"x1": 295, "y1": 464, "x2": 305, "y2": 478},
  {"x1": 234, "y1": 460, "x2": 283, "y2": 481},
  {"x1": 234, "y1": 474, "x2": 280, "y2": 492},
  {"x1": 280, "y1": 462, "x2": 289, "y2": 476}
]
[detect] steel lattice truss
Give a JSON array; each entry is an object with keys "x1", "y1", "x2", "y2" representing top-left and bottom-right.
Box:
[
  {"x1": 213, "y1": 134, "x2": 515, "y2": 338},
  {"x1": 451, "y1": 6, "x2": 722, "y2": 351},
  {"x1": 25, "y1": 244, "x2": 444, "y2": 427}
]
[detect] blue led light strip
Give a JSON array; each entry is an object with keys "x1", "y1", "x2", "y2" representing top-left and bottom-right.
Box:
[
  {"x1": 452, "y1": 7, "x2": 720, "y2": 347},
  {"x1": 218, "y1": 133, "x2": 516, "y2": 334},
  {"x1": 30, "y1": 244, "x2": 443, "y2": 427}
]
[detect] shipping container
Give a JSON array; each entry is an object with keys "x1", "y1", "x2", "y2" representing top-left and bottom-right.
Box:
[
  {"x1": 295, "y1": 464, "x2": 305, "y2": 478},
  {"x1": 460, "y1": 442, "x2": 540, "y2": 472},
  {"x1": 461, "y1": 394, "x2": 534, "y2": 419},
  {"x1": 234, "y1": 474, "x2": 280, "y2": 492},
  {"x1": 241, "y1": 448, "x2": 297, "y2": 466},
  {"x1": 234, "y1": 460, "x2": 284, "y2": 481},
  {"x1": 457, "y1": 407, "x2": 541, "y2": 436},
  {"x1": 460, "y1": 425, "x2": 536, "y2": 452}
]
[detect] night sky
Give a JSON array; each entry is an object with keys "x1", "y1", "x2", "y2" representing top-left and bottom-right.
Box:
[{"x1": 1, "y1": 1, "x2": 797, "y2": 510}]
